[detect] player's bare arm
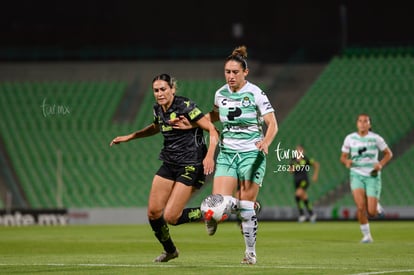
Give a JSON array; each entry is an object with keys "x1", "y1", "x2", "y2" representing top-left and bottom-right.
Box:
[
  {"x1": 110, "y1": 123, "x2": 159, "y2": 146},
  {"x1": 256, "y1": 112, "x2": 278, "y2": 154},
  {"x1": 340, "y1": 152, "x2": 352, "y2": 168},
  {"x1": 195, "y1": 116, "x2": 219, "y2": 175},
  {"x1": 312, "y1": 161, "x2": 320, "y2": 182},
  {"x1": 373, "y1": 147, "x2": 393, "y2": 172}
]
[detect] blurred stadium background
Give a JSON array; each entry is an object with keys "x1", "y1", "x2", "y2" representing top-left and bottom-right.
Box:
[{"x1": 1, "y1": 1, "x2": 413, "y2": 224}]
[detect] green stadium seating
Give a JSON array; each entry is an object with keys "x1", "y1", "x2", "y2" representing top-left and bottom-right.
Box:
[
  {"x1": 256, "y1": 51, "x2": 414, "y2": 207},
  {"x1": 0, "y1": 80, "x2": 223, "y2": 208},
  {"x1": 1, "y1": 51, "x2": 413, "y2": 209}
]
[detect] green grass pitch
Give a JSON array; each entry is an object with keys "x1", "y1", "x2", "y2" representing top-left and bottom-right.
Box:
[{"x1": 0, "y1": 221, "x2": 413, "y2": 274}]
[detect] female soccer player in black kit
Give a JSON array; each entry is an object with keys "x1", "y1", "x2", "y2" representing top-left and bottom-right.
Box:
[
  {"x1": 289, "y1": 145, "x2": 320, "y2": 223},
  {"x1": 110, "y1": 73, "x2": 219, "y2": 262}
]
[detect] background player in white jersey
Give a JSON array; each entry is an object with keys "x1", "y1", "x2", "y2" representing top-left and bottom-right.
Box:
[
  {"x1": 207, "y1": 45, "x2": 278, "y2": 264},
  {"x1": 340, "y1": 113, "x2": 393, "y2": 243}
]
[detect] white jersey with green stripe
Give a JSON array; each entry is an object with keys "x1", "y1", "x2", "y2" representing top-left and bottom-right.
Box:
[
  {"x1": 341, "y1": 131, "x2": 388, "y2": 176},
  {"x1": 214, "y1": 81, "x2": 275, "y2": 152}
]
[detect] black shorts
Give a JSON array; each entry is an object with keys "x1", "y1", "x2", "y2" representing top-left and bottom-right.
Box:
[
  {"x1": 156, "y1": 162, "x2": 205, "y2": 189},
  {"x1": 295, "y1": 179, "x2": 310, "y2": 190}
]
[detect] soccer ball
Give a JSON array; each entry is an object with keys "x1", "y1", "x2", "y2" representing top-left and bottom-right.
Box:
[{"x1": 200, "y1": 194, "x2": 232, "y2": 222}]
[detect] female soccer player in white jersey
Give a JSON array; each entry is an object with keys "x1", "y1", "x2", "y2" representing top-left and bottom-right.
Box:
[
  {"x1": 207, "y1": 45, "x2": 278, "y2": 264},
  {"x1": 170, "y1": 46, "x2": 278, "y2": 264},
  {"x1": 340, "y1": 113, "x2": 393, "y2": 243}
]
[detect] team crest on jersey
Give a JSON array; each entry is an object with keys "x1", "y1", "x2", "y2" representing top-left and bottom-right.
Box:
[
  {"x1": 241, "y1": 96, "x2": 251, "y2": 107},
  {"x1": 170, "y1": 112, "x2": 177, "y2": 120}
]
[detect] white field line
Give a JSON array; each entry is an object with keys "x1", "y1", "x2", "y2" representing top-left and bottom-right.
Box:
[{"x1": 0, "y1": 262, "x2": 413, "y2": 273}]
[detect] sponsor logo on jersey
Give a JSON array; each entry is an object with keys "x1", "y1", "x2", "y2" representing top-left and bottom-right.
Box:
[{"x1": 189, "y1": 108, "x2": 201, "y2": 120}]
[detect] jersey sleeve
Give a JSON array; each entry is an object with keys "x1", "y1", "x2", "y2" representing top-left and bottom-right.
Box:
[
  {"x1": 341, "y1": 134, "x2": 351, "y2": 153},
  {"x1": 256, "y1": 90, "x2": 274, "y2": 116},
  {"x1": 184, "y1": 99, "x2": 204, "y2": 122},
  {"x1": 376, "y1": 134, "x2": 388, "y2": 151},
  {"x1": 308, "y1": 157, "x2": 315, "y2": 166},
  {"x1": 152, "y1": 104, "x2": 159, "y2": 124},
  {"x1": 213, "y1": 89, "x2": 221, "y2": 113}
]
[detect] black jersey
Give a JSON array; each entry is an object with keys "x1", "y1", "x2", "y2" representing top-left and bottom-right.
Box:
[
  {"x1": 289, "y1": 156, "x2": 314, "y2": 182},
  {"x1": 153, "y1": 95, "x2": 207, "y2": 165}
]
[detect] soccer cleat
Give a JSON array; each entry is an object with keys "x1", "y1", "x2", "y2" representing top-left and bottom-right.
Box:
[
  {"x1": 153, "y1": 249, "x2": 179, "y2": 262},
  {"x1": 230, "y1": 200, "x2": 238, "y2": 214},
  {"x1": 298, "y1": 215, "x2": 307, "y2": 223},
  {"x1": 377, "y1": 202, "x2": 385, "y2": 218},
  {"x1": 310, "y1": 213, "x2": 317, "y2": 223},
  {"x1": 241, "y1": 252, "x2": 257, "y2": 265},
  {"x1": 360, "y1": 236, "x2": 374, "y2": 243},
  {"x1": 254, "y1": 200, "x2": 262, "y2": 215},
  {"x1": 205, "y1": 218, "x2": 218, "y2": 236}
]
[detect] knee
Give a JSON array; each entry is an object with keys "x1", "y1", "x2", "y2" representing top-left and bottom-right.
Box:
[
  {"x1": 367, "y1": 209, "x2": 377, "y2": 217},
  {"x1": 355, "y1": 204, "x2": 365, "y2": 213},
  {"x1": 147, "y1": 208, "x2": 163, "y2": 221},
  {"x1": 163, "y1": 212, "x2": 179, "y2": 225}
]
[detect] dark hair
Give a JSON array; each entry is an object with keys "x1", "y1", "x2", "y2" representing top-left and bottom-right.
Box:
[
  {"x1": 152, "y1": 73, "x2": 177, "y2": 89},
  {"x1": 225, "y1": 45, "x2": 248, "y2": 70},
  {"x1": 357, "y1": 113, "x2": 372, "y2": 131}
]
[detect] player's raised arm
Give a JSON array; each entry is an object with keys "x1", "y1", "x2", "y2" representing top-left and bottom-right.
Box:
[{"x1": 110, "y1": 123, "x2": 159, "y2": 146}]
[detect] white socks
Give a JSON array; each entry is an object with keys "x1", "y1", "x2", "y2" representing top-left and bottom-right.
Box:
[
  {"x1": 360, "y1": 223, "x2": 371, "y2": 238},
  {"x1": 239, "y1": 200, "x2": 257, "y2": 254}
]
